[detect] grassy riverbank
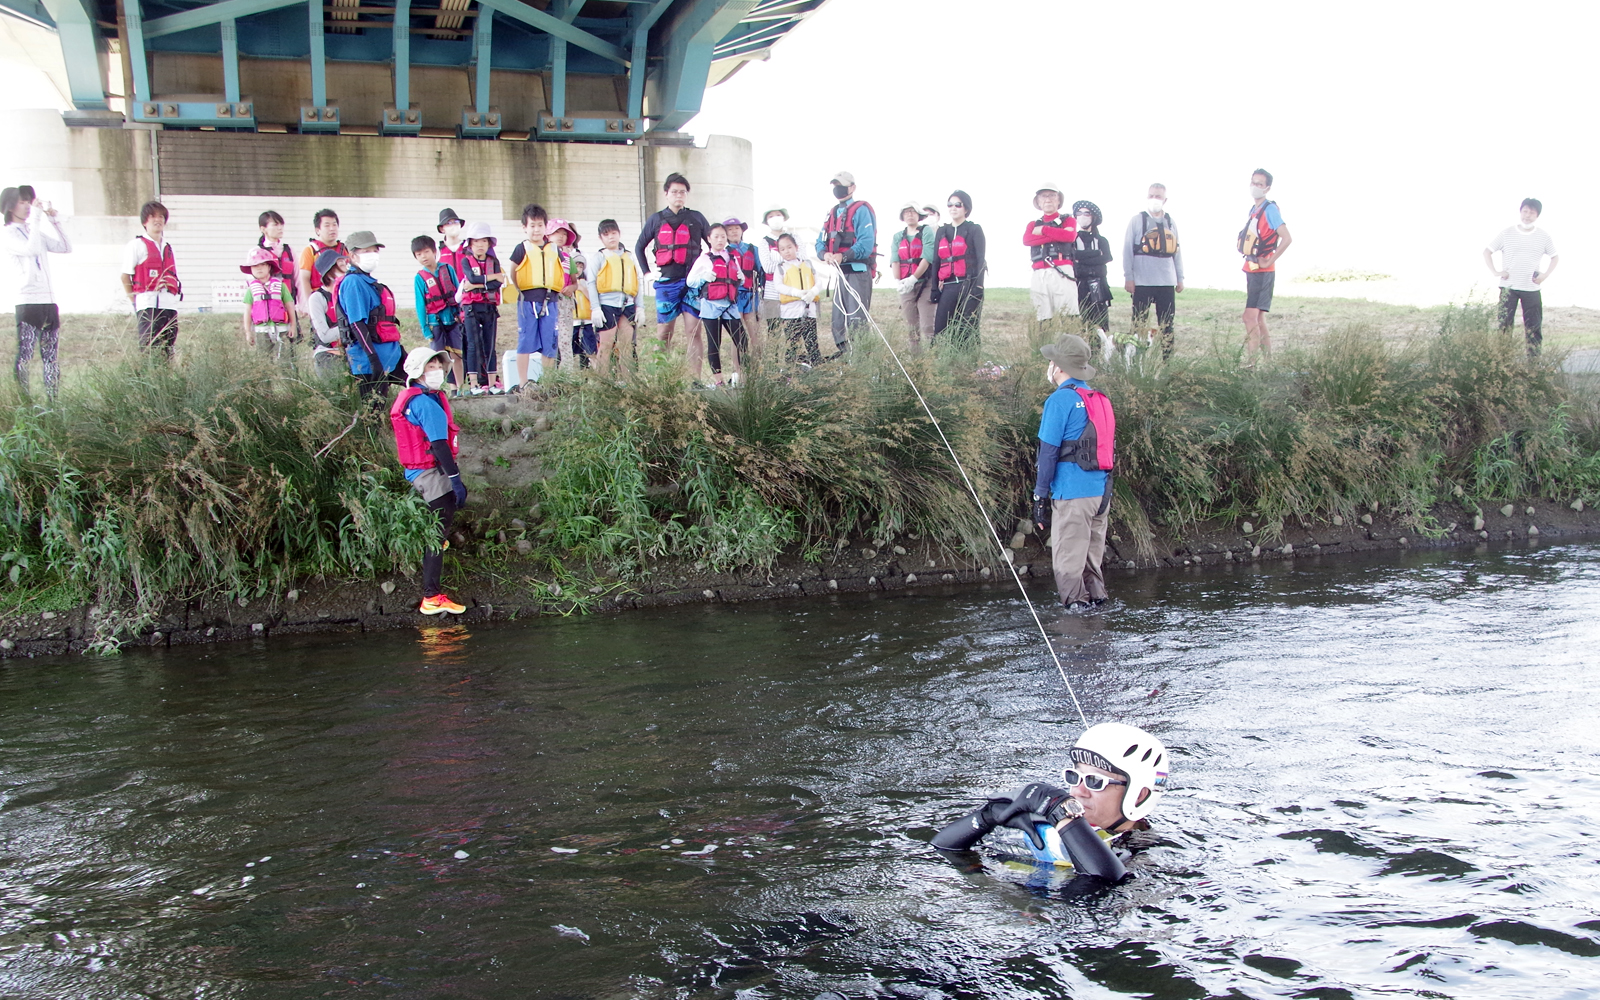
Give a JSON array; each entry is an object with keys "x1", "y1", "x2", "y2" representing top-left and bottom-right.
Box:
[{"x1": 3, "y1": 296, "x2": 1598, "y2": 645}]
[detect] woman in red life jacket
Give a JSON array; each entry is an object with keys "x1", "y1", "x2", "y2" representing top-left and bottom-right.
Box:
[
  {"x1": 238, "y1": 246, "x2": 299, "y2": 358},
  {"x1": 256, "y1": 210, "x2": 297, "y2": 301},
  {"x1": 686, "y1": 223, "x2": 746, "y2": 387},
  {"x1": 933, "y1": 190, "x2": 986, "y2": 350},
  {"x1": 893, "y1": 202, "x2": 937, "y2": 352},
  {"x1": 391, "y1": 346, "x2": 468, "y2": 616}
]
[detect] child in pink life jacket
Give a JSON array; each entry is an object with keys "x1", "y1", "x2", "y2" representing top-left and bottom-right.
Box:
[{"x1": 239, "y1": 247, "x2": 299, "y2": 358}]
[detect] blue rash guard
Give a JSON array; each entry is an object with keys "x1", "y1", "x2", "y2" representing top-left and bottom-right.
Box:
[
  {"x1": 401, "y1": 392, "x2": 450, "y2": 483},
  {"x1": 1035, "y1": 378, "x2": 1110, "y2": 500}
]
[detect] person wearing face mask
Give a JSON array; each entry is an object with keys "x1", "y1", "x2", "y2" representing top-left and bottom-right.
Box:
[
  {"x1": 933, "y1": 190, "x2": 986, "y2": 349},
  {"x1": 1484, "y1": 198, "x2": 1559, "y2": 356},
  {"x1": 337, "y1": 230, "x2": 407, "y2": 405},
  {"x1": 1123, "y1": 184, "x2": 1184, "y2": 361},
  {"x1": 930, "y1": 722, "x2": 1168, "y2": 880},
  {"x1": 1023, "y1": 182, "x2": 1077, "y2": 327},
  {"x1": 1068, "y1": 201, "x2": 1114, "y2": 354},
  {"x1": 757, "y1": 207, "x2": 800, "y2": 337},
  {"x1": 1238, "y1": 169, "x2": 1291, "y2": 363},
  {"x1": 816, "y1": 170, "x2": 877, "y2": 358},
  {"x1": 391, "y1": 346, "x2": 468, "y2": 617}
]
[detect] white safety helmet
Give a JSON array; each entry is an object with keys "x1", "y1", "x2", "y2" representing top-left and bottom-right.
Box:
[
  {"x1": 1034, "y1": 182, "x2": 1066, "y2": 211},
  {"x1": 403, "y1": 346, "x2": 448, "y2": 383},
  {"x1": 1069, "y1": 722, "x2": 1169, "y2": 822}
]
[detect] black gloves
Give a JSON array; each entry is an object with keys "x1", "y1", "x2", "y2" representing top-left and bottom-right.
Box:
[
  {"x1": 994, "y1": 781, "x2": 1073, "y2": 851},
  {"x1": 1031, "y1": 495, "x2": 1051, "y2": 536},
  {"x1": 451, "y1": 474, "x2": 467, "y2": 507}
]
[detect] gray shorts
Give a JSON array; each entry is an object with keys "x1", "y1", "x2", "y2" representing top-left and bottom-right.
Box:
[
  {"x1": 410, "y1": 466, "x2": 453, "y2": 503},
  {"x1": 1245, "y1": 270, "x2": 1275, "y2": 311}
]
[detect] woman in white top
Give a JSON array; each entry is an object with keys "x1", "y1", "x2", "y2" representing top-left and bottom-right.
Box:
[{"x1": 1, "y1": 185, "x2": 71, "y2": 396}]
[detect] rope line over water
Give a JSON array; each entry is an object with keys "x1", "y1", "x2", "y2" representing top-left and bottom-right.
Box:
[{"x1": 827, "y1": 268, "x2": 1090, "y2": 729}]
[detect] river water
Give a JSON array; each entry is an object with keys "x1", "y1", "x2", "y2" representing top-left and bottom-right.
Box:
[{"x1": 1, "y1": 544, "x2": 1597, "y2": 999}]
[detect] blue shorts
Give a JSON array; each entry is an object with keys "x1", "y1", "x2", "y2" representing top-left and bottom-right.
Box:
[
  {"x1": 428, "y1": 318, "x2": 463, "y2": 354},
  {"x1": 736, "y1": 287, "x2": 757, "y2": 314},
  {"x1": 572, "y1": 323, "x2": 597, "y2": 355},
  {"x1": 598, "y1": 302, "x2": 636, "y2": 331},
  {"x1": 517, "y1": 296, "x2": 560, "y2": 357},
  {"x1": 655, "y1": 279, "x2": 690, "y2": 322}
]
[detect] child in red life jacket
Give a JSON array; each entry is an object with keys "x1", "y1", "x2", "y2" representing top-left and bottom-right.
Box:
[
  {"x1": 686, "y1": 222, "x2": 747, "y2": 387},
  {"x1": 391, "y1": 346, "x2": 468, "y2": 616},
  {"x1": 120, "y1": 200, "x2": 181, "y2": 356},
  {"x1": 305, "y1": 248, "x2": 347, "y2": 380},
  {"x1": 239, "y1": 246, "x2": 299, "y2": 358},
  {"x1": 455, "y1": 221, "x2": 505, "y2": 395},
  {"x1": 411, "y1": 235, "x2": 465, "y2": 396},
  {"x1": 722, "y1": 217, "x2": 762, "y2": 359}
]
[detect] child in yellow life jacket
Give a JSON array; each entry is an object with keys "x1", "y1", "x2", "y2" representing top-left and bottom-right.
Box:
[
  {"x1": 586, "y1": 218, "x2": 639, "y2": 377},
  {"x1": 506, "y1": 204, "x2": 563, "y2": 390},
  {"x1": 239, "y1": 246, "x2": 298, "y2": 359},
  {"x1": 567, "y1": 251, "x2": 598, "y2": 368},
  {"x1": 773, "y1": 233, "x2": 822, "y2": 366}
]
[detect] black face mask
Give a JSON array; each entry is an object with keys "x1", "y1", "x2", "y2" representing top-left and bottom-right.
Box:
[{"x1": 832, "y1": 184, "x2": 850, "y2": 200}]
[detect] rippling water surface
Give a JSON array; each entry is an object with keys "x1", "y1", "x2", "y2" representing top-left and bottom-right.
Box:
[{"x1": 2, "y1": 544, "x2": 1597, "y2": 999}]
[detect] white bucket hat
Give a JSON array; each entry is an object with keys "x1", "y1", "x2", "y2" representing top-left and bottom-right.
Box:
[{"x1": 403, "y1": 345, "x2": 449, "y2": 383}]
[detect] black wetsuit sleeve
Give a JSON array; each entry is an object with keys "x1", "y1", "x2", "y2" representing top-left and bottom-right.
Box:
[
  {"x1": 931, "y1": 798, "x2": 1008, "y2": 851},
  {"x1": 430, "y1": 438, "x2": 460, "y2": 478},
  {"x1": 1035, "y1": 441, "x2": 1061, "y2": 497},
  {"x1": 970, "y1": 223, "x2": 987, "y2": 283},
  {"x1": 635, "y1": 211, "x2": 660, "y2": 274}
]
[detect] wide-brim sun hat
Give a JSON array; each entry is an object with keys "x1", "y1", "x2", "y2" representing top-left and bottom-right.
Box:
[
  {"x1": 437, "y1": 207, "x2": 464, "y2": 232},
  {"x1": 762, "y1": 206, "x2": 789, "y2": 223},
  {"x1": 403, "y1": 345, "x2": 450, "y2": 383},
  {"x1": 721, "y1": 217, "x2": 747, "y2": 230},
  {"x1": 1071, "y1": 200, "x2": 1103, "y2": 228},
  {"x1": 463, "y1": 221, "x2": 495, "y2": 243},
  {"x1": 897, "y1": 201, "x2": 923, "y2": 221},
  {"x1": 1040, "y1": 334, "x2": 1097, "y2": 380},
  {"x1": 313, "y1": 247, "x2": 346, "y2": 283},
  {"x1": 239, "y1": 246, "x2": 281, "y2": 274},
  {"x1": 345, "y1": 230, "x2": 385, "y2": 251},
  {"x1": 548, "y1": 219, "x2": 580, "y2": 247}
]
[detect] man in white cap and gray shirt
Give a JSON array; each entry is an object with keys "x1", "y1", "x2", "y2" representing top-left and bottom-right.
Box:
[
  {"x1": 1122, "y1": 183, "x2": 1184, "y2": 360},
  {"x1": 816, "y1": 171, "x2": 876, "y2": 357},
  {"x1": 1022, "y1": 182, "x2": 1077, "y2": 325}
]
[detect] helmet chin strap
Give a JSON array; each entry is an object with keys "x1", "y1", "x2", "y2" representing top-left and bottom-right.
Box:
[{"x1": 829, "y1": 269, "x2": 1089, "y2": 728}]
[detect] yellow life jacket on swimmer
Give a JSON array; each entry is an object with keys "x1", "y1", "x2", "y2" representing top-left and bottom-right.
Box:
[
  {"x1": 511, "y1": 240, "x2": 565, "y2": 294},
  {"x1": 779, "y1": 260, "x2": 815, "y2": 304},
  {"x1": 594, "y1": 249, "x2": 639, "y2": 297}
]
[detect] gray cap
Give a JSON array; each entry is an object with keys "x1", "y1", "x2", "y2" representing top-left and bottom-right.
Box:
[
  {"x1": 1040, "y1": 334, "x2": 1097, "y2": 380},
  {"x1": 345, "y1": 230, "x2": 384, "y2": 251}
]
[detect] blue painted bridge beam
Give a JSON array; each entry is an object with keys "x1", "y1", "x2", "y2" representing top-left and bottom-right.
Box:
[
  {"x1": 651, "y1": 0, "x2": 753, "y2": 132},
  {"x1": 38, "y1": 0, "x2": 106, "y2": 109}
]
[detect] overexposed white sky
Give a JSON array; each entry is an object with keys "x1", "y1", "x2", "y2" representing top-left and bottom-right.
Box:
[{"x1": 693, "y1": 0, "x2": 1596, "y2": 306}]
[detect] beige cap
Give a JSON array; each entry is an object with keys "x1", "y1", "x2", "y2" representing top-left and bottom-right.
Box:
[{"x1": 829, "y1": 170, "x2": 856, "y2": 187}]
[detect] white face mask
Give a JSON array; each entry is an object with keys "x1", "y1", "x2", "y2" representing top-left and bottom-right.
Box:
[
  {"x1": 1249, "y1": 185, "x2": 1268, "y2": 200},
  {"x1": 1076, "y1": 215, "x2": 1093, "y2": 230},
  {"x1": 423, "y1": 369, "x2": 447, "y2": 390},
  {"x1": 1148, "y1": 199, "x2": 1166, "y2": 215},
  {"x1": 357, "y1": 251, "x2": 380, "y2": 272},
  {"x1": 442, "y1": 223, "x2": 461, "y2": 240}
]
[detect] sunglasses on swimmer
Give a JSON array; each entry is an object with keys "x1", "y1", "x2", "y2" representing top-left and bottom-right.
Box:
[{"x1": 1061, "y1": 768, "x2": 1128, "y2": 792}]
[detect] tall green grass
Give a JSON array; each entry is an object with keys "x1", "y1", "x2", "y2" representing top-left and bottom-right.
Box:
[
  {"x1": 0, "y1": 341, "x2": 434, "y2": 613},
  {"x1": 535, "y1": 306, "x2": 1600, "y2": 570}
]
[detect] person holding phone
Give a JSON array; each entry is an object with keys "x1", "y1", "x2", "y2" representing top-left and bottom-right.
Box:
[{"x1": 1, "y1": 185, "x2": 72, "y2": 395}]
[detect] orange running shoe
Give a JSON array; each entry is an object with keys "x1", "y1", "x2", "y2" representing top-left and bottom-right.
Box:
[{"x1": 418, "y1": 593, "x2": 466, "y2": 615}]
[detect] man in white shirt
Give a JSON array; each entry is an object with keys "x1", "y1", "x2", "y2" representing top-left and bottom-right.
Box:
[
  {"x1": 1, "y1": 185, "x2": 71, "y2": 395},
  {"x1": 1484, "y1": 198, "x2": 1559, "y2": 356},
  {"x1": 119, "y1": 201, "x2": 182, "y2": 355}
]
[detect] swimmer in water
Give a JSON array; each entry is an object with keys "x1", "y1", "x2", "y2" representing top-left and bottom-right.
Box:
[{"x1": 930, "y1": 723, "x2": 1168, "y2": 879}]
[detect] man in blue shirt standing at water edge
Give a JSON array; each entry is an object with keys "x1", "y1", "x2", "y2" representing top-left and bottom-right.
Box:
[{"x1": 1032, "y1": 335, "x2": 1113, "y2": 609}]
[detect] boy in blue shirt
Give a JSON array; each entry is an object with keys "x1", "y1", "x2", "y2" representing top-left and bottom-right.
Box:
[
  {"x1": 411, "y1": 235, "x2": 464, "y2": 395},
  {"x1": 1032, "y1": 335, "x2": 1113, "y2": 608}
]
